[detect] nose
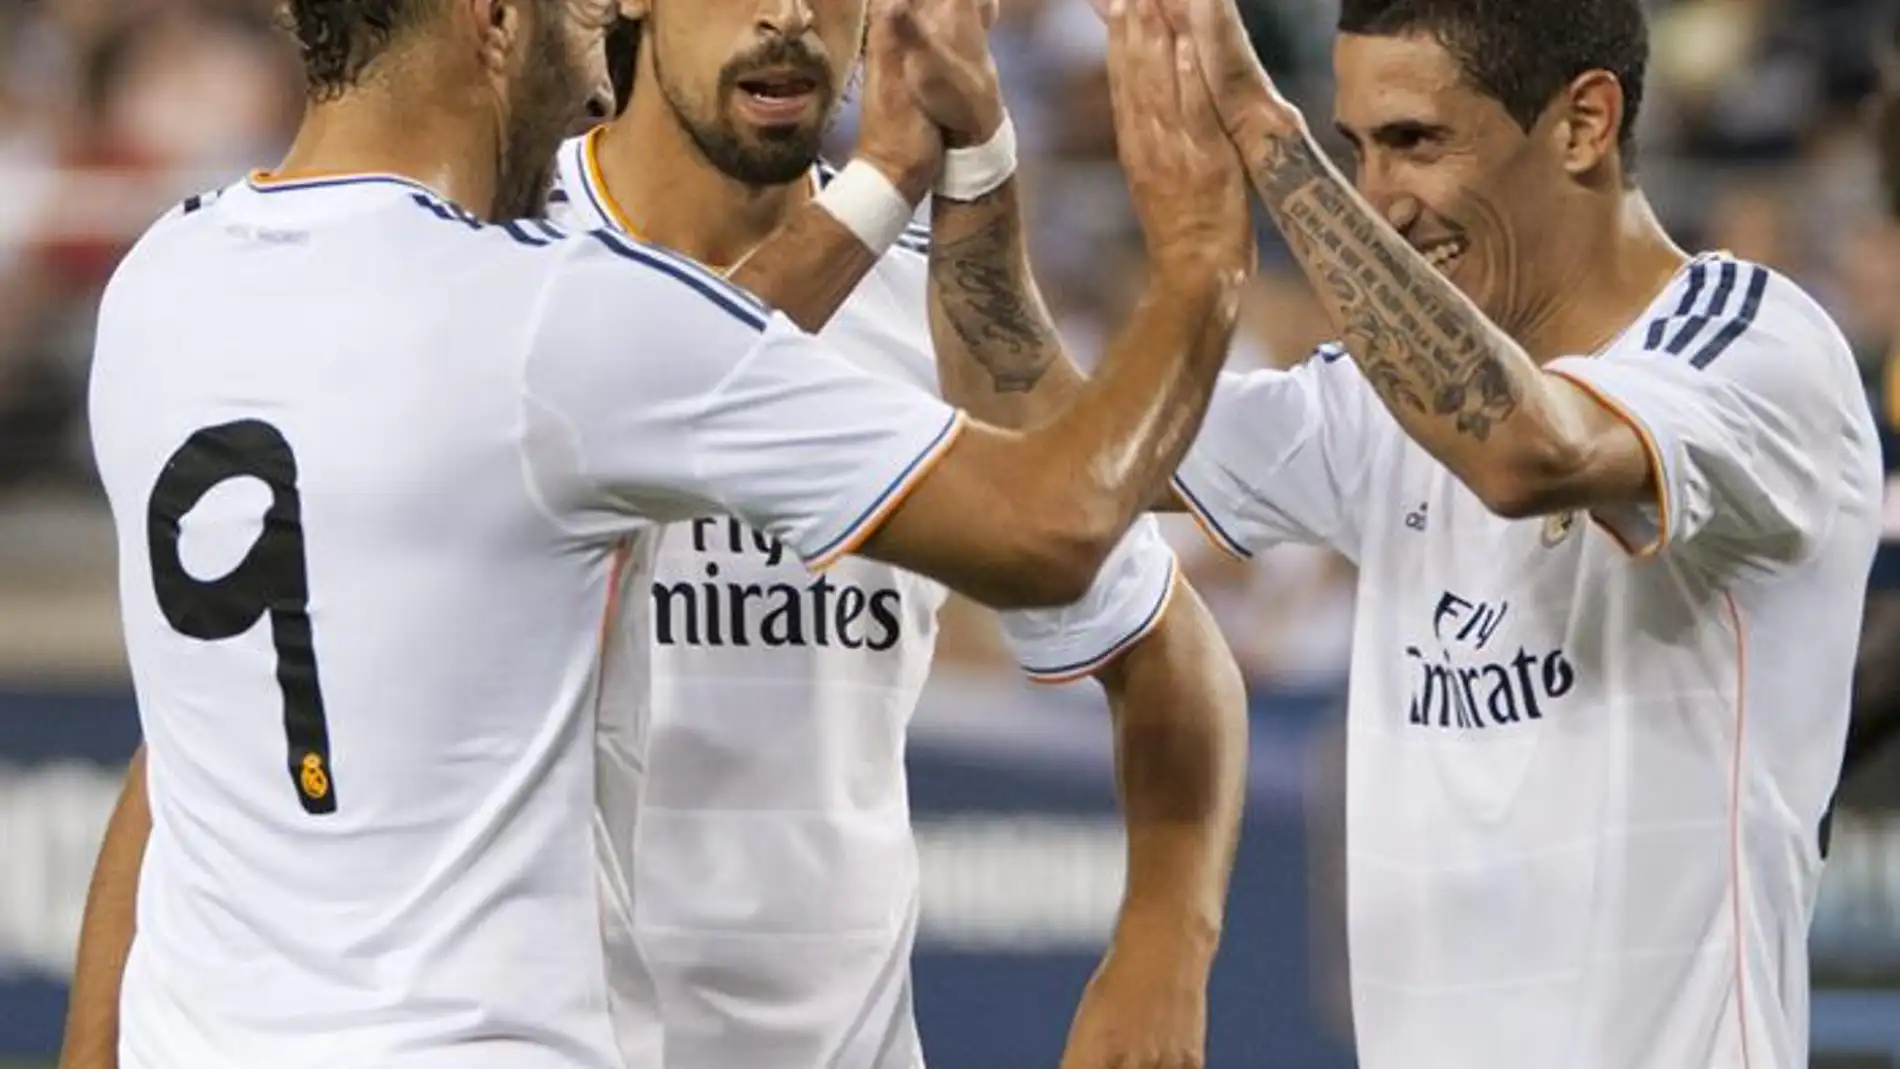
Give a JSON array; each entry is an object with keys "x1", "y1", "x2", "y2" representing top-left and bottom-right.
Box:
[
  {"x1": 1354, "y1": 157, "x2": 1422, "y2": 238},
  {"x1": 758, "y1": 0, "x2": 815, "y2": 39}
]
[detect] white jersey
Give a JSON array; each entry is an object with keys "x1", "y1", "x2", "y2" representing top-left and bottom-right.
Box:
[
  {"x1": 551, "y1": 130, "x2": 1178, "y2": 1069},
  {"x1": 89, "y1": 172, "x2": 975, "y2": 1069},
  {"x1": 1173, "y1": 255, "x2": 1882, "y2": 1069}
]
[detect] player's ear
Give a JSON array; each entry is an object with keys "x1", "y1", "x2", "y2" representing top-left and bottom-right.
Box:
[
  {"x1": 619, "y1": 0, "x2": 651, "y2": 20},
  {"x1": 1554, "y1": 69, "x2": 1622, "y2": 180},
  {"x1": 462, "y1": 0, "x2": 523, "y2": 77}
]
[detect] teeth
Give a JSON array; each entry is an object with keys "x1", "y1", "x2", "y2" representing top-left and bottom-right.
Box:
[{"x1": 1422, "y1": 242, "x2": 1462, "y2": 268}]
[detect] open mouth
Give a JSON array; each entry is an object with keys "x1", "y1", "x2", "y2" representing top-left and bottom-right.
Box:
[
  {"x1": 736, "y1": 70, "x2": 821, "y2": 112},
  {"x1": 1418, "y1": 236, "x2": 1468, "y2": 273}
]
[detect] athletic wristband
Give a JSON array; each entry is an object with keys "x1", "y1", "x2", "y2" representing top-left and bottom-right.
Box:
[
  {"x1": 814, "y1": 160, "x2": 914, "y2": 256},
  {"x1": 936, "y1": 112, "x2": 1018, "y2": 202}
]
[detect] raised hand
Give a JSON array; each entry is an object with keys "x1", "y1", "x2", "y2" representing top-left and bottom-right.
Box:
[
  {"x1": 1057, "y1": 941, "x2": 1209, "y2": 1069},
  {"x1": 1105, "y1": 0, "x2": 1254, "y2": 279},
  {"x1": 856, "y1": 0, "x2": 947, "y2": 200},
  {"x1": 888, "y1": 0, "x2": 1006, "y2": 146},
  {"x1": 1171, "y1": 0, "x2": 1303, "y2": 142}
]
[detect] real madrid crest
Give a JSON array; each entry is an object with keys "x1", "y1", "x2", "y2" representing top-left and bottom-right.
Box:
[{"x1": 1542, "y1": 510, "x2": 1578, "y2": 548}]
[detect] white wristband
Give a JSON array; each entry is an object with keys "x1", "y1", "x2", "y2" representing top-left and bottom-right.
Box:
[
  {"x1": 815, "y1": 160, "x2": 915, "y2": 256},
  {"x1": 936, "y1": 112, "x2": 1018, "y2": 202}
]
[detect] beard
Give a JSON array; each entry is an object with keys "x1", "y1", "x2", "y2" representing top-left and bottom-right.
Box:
[
  {"x1": 493, "y1": 11, "x2": 590, "y2": 219},
  {"x1": 653, "y1": 37, "x2": 834, "y2": 187}
]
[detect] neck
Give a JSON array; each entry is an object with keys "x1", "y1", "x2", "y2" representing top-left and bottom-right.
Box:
[
  {"x1": 273, "y1": 73, "x2": 502, "y2": 218},
  {"x1": 594, "y1": 82, "x2": 812, "y2": 268},
  {"x1": 1515, "y1": 190, "x2": 1688, "y2": 364}
]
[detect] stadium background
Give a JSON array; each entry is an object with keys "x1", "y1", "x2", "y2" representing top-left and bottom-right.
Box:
[{"x1": 2, "y1": 0, "x2": 1900, "y2": 1065}]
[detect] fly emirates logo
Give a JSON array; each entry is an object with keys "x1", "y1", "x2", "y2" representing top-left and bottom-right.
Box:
[
  {"x1": 652, "y1": 517, "x2": 905, "y2": 651},
  {"x1": 1404, "y1": 592, "x2": 1576, "y2": 730}
]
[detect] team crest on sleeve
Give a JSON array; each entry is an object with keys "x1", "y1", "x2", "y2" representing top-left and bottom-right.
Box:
[{"x1": 1541, "y1": 510, "x2": 1579, "y2": 548}]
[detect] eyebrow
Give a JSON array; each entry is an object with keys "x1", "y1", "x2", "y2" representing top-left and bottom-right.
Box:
[{"x1": 1335, "y1": 119, "x2": 1455, "y2": 148}]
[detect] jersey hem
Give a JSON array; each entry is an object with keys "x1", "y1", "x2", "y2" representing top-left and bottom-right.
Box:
[
  {"x1": 1170, "y1": 474, "x2": 1252, "y2": 560},
  {"x1": 807, "y1": 411, "x2": 967, "y2": 571},
  {"x1": 1546, "y1": 367, "x2": 1672, "y2": 560},
  {"x1": 1020, "y1": 558, "x2": 1181, "y2": 684}
]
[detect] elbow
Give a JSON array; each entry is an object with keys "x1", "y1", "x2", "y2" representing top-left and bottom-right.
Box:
[
  {"x1": 1469, "y1": 471, "x2": 1549, "y2": 521},
  {"x1": 1016, "y1": 534, "x2": 1113, "y2": 608},
  {"x1": 1466, "y1": 425, "x2": 1592, "y2": 521},
  {"x1": 996, "y1": 502, "x2": 1120, "y2": 609}
]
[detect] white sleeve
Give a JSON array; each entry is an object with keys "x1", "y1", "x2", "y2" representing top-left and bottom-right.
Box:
[
  {"x1": 1544, "y1": 261, "x2": 1862, "y2": 570},
  {"x1": 522, "y1": 231, "x2": 965, "y2": 566},
  {"x1": 1170, "y1": 345, "x2": 1380, "y2": 562},
  {"x1": 867, "y1": 238, "x2": 1181, "y2": 683},
  {"x1": 997, "y1": 517, "x2": 1179, "y2": 683}
]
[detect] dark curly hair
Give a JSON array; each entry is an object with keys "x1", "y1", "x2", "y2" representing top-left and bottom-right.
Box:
[
  {"x1": 1339, "y1": 0, "x2": 1648, "y2": 178},
  {"x1": 281, "y1": 0, "x2": 445, "y2": 100}
]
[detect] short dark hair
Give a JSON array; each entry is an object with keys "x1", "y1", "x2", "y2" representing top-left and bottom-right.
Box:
[
  {"x1": 1338, "y1": 0, "x2": 1648, "y2": 176},
  {"x1": 282, "y1": 0, "x2": 444, "y2": 100}
]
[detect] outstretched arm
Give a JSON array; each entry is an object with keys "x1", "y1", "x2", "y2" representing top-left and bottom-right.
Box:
[
  {"x1": 59, "y1": 747, "x2": 149, "y2": 1069},
  {"x1": 1058, "y1": 583, "x2": 1247, "y2": 1069}
]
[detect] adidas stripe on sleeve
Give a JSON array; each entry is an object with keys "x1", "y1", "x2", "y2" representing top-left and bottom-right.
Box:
[{"x1": 1546, "y1": 257, "x2": 1872, "y2": 569}]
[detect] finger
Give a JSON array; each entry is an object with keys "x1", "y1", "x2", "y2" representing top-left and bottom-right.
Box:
[
  {"x1": 1173, "y1": 27, "x2": 1225, "y2": 146},
  {"x1": 1139, "y1": 0, "x2": 1183, "y2": 123},
  {"x1": 884, "y1": 0, "x2": 924, "y2": 49},
  {"x1": 1104, "y1": 0, "x2": 1134, "y2": 128},
  {"x1": 1185, "y1": 0, "x2": 1256, "y2": 84},
  {"x1": 1113, "y1": 0, "x2": 1167, "y2": 116}
]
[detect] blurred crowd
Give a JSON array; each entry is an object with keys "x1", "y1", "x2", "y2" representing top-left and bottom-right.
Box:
[{"x1": 1, "y1": 0, "x2": 1897, "y2": 689}]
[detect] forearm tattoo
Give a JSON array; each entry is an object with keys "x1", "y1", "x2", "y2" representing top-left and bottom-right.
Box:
[
  {"x1": 930, "y1": 191, "x2": 1060, "y2": 394},
  {"x1": 1252, "y1": 131, "x2": 1522, "y2": 441}
]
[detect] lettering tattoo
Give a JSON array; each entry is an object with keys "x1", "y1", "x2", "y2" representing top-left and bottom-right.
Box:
[
  {"x1": 929, "y1": 188, "x2": 1060, "y2": 394},
  {"x1": 1251, "y1": 131, "x2": 1521, "y2": 441}
]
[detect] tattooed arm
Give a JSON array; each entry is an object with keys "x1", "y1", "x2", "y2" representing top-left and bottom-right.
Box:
[
  {"x1": 929, "y1": 181, "x2": 1086, "y2": 426},
  {"x1": 1177, "y1": 0, "x2": 1652, "y2": 519},
  {"x1": 1243, "y1": 123, "x2": 1650, "y2": 517}
]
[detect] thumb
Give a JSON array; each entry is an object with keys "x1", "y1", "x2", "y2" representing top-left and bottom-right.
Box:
[
  {"x1": 1185, "y1": 0, "x2": 1254, "y2": 69},
  {"x1": 867, "y1": 0, "x2": 919, "y2": 48}
]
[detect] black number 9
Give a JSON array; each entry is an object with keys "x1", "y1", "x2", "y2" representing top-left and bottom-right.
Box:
[{"x1": 146, "y1": 419, "x2": 337, "y2": 814}]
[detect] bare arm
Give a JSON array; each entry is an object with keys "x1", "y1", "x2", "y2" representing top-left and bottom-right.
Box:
[
  {"x1": 727, "y1": 149, "x2": 934, "y2": 334},
  {"x1": 726, "y1": 202, "x2": 890, "y2": 334},
  {"x1": 928, "y1": 180, "x2": 1085, "y2": 424},
  {"x1": 1053, "y1": 582, "x2": 1247, "y2": 1069},
  {"x1": 861, "y1": 265, "x2": 1241, "y2": 607},
  {"x1": 1096, "y1": 582, "x2": 1245, "y2": 970},
  {"x1": 58, "y1": 747, "x2": 149, "y2": 1069}
]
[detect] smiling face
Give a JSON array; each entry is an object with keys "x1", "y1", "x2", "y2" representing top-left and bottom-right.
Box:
[
  {"x1": 1331, "y1": 30, "x2": 1587, "y2": 337},
  {"x1": 628, "y1": 0, "x2": 866, "y2": 186}
]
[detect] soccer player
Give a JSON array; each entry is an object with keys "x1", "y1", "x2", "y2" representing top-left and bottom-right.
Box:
[
  {"x1": 64, "y1": 2, "x2": 1253, "y2": 1069},
  {"x1": 554, "y1": 5, "x2": 1244, "y2": 1069},
  {"x1": 1030, "y1": 0, "x2": 1879, "y2": 1065}
]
